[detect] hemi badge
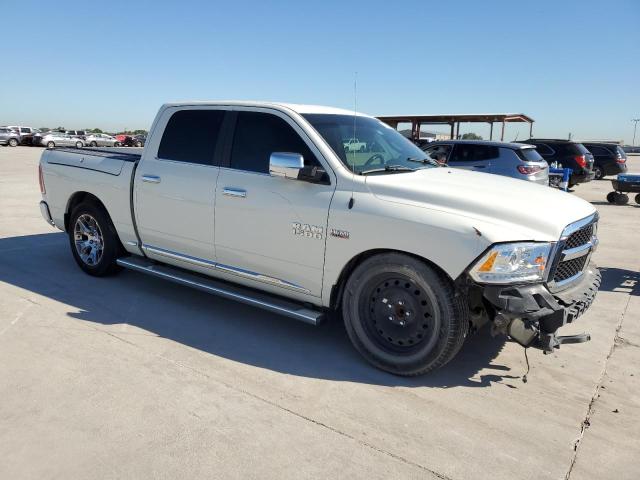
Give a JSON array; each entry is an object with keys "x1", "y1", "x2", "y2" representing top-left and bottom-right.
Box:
[{"x1": 330, "y1": 228, "x2": 350, "y2": 239}]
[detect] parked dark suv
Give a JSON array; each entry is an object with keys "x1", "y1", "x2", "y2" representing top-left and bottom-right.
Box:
[
  {"x1": 581, "y1": 142, "x2": 627, "y2": 179},
  {"x1": 520, "y1": 139, "x2": 594, "y2": 187}
]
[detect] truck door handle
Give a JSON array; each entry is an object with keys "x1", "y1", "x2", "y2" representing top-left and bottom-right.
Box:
[
  {"x1": 223, "y1": 187, "x2": 247, "y2": 198},
  {"x1": 142, "y1": 175, "x2": 161, "y2": 184}
]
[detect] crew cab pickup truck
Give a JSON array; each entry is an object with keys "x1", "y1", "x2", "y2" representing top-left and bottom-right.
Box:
[{"x1": 38, "y1": 102, "x2": 601, "y2": 376}]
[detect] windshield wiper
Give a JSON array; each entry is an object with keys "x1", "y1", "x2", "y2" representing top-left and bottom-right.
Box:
[
  {"x1": 406, "y1": 157, "x2": 440, "y2": 167},
  {"x1": 359, "y1": 165, "x2": 416, "y2": 175}
]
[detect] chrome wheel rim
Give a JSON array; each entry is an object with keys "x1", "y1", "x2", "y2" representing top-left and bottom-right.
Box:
[{"x1": 74, "y1": 214, "x2": 104, "y2": 266}]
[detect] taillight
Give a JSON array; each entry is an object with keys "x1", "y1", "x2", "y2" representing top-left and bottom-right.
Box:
[
  {"x1": 38, "y1": 164, "x2": 46, "y2": 194},
  {"x1": 517, "y1": 165, "x2": 543, "y2": 175},
  {"x1": 616, "y1": 153, "x2": 626, "y2": 163},
  {"x1": 574, "y1": 155, "x2": 587, "y2": 168}
]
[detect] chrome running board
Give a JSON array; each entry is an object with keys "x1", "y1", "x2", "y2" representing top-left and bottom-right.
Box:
[{"x1": 116, "y1": 256, "x2": 325, "y2": 325}]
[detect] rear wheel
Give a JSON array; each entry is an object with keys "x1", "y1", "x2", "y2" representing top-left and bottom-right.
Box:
[
  {"x1": 635, "y1": 194, "x2": 640, "y2": 205},
  {"x1": 134, "y1": 141, "x2": 142, "y2": 147},
  {"x1": 8, "y1": 138, "x2": 18, "y2": 147},
  {"x1": 47, "y1": 141, "x2": 55, "y2": 148},
  {"x1": 68, "y1": 202, "x2": 122, "y2": 276},
  {"x1": 75, "y1": 141, "x2": 83, "y2": 148},
  {"x1": 606, "y1": 192, "x2": 617, "y2": 203},
  {"x1": 90, "y1": 141, "x2": 98, "y2": 147},
  {"x1": 342, "y1": 253, "x2": 468, "y2": 376},
  {"x1": 114, "y1": 142, "x2": 121, "y2": 147},
  {"x1": 593, "y1": 165, "x2": 604, "y2": 180}
]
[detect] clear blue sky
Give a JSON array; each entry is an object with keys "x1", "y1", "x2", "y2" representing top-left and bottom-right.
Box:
[{"x1": 1, "y1": 0, "x2": 638, "y2": 141}]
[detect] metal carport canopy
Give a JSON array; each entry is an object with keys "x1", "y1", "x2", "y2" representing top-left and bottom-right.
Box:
[{"x1": 376, "y1": 113, "x2": 535, "y2": 141}]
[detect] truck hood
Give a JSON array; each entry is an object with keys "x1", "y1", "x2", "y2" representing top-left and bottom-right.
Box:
[{"x1": 365, "y1": 167, "x2": 596, "y2": 241}]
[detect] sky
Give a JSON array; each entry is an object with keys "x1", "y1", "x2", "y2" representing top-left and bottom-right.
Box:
[{"x1": 1, "y1": 0, "x2": 638, "y2": 142}]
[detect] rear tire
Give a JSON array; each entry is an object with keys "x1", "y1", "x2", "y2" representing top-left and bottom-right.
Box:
[
  {"x1": 75, "y1": 141, "x2": 83, "y2": 148},
  {"x1": 341, "y1": 253, "x2": 469, "y2": 376},
  {"x1": 8, "y1": 138, "x2": 18, "y2": 147},
  {"x1": 68, "y1": 202, "x2": 122, "y2": 276},
  {"x1": 47, "y1": 141, "x2": 55, "y2": 148},
  {"x1": 635, "y1": 193, "x2": 640, "y2": 205},
  {"x1": 90, "y1": 141, "x2": 98, "y2": 147},
  {"x1": 606, "y1": 192, "x2": 616, "y2": 203},
  {"x1": 134, "y1": 141, "x2": 142, "y2": 147},
  {"x1": 593, "y1": 166, "x2": 603, "y2": 180}
]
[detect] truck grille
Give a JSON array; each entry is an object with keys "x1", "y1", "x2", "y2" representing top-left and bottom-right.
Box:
[{"x1": 550, "y1": 215, "x2": 598, "y2": 288}]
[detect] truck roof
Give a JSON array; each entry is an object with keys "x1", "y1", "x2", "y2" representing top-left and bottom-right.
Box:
[{"x1": 161, "y1": 101, "x2": 371, "y2": 117}]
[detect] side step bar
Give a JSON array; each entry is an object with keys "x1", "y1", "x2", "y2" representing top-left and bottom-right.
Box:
[{"x1": 116, "y1": 256, "x2": 325, "y2": 325}]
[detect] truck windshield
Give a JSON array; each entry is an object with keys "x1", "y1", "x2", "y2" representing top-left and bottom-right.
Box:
[{"x1": 303, "y1": 114, "x2": 437, "y2": 174}]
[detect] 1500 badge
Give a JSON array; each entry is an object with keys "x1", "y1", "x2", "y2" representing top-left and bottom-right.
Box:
[{"x1": 292, "y1": 222, "x2": 324, "y2": 239}]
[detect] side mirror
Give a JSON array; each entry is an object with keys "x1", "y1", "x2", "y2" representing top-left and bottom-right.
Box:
[{"x1": 269, "y1": 152, "x2": 304, "y2": 179}]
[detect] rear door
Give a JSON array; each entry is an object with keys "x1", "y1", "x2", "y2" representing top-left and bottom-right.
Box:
[
  {"x1": 134, "y1": 107, "x2": 227, "y2": 270},
  {"x1": 448, "y1": 144, "x2": 497, "y2": 171}
]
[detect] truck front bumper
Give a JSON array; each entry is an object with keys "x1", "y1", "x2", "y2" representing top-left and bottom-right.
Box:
[{"x1": 481, "y1": 262, "x2": 601, "y2": 353}]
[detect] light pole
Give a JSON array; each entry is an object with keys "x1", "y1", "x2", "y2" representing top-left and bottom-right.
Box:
[{"x1": 633, "y1": 118, "x2": 640, "y2": 146}]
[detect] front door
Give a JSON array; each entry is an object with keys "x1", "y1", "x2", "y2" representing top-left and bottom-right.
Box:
[
  {"x1": 214, "y1": 110, "x2": 335, "y2": 298},
  {"x1": 134, "y1": 108, "x2": 226, "y2": 269}
]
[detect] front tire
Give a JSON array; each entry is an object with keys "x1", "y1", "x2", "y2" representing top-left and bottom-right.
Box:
[
  {"x1": 90, "y1": 141, "x2": 98, "y2": 147},
  {"x1": 68, "y1": 202, "x2": 122, "y2": 276},
  {"x1": 75, "y1": 141, "x2": 83, "y2": 148},
  {"x1": 341, "y1": 253, "x2": 469, "y2": 376},
  {"x1": 8, "y1": 138, "x2": 18, "y2": 147},
  {"x1": 47, "y1": 141, "x2": 55, "y2": 149}
]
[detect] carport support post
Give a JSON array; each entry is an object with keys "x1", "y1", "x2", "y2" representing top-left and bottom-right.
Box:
[
  {"x1": 500, "y1": 121, "x2": 505, "y2": 141},
  {"x1": 529, "y1": 122, "x2": 533, "y2": 139},
  {"x1": 489, "y1": 122, "x2": 494, "y2": 140},
  {"x1": 450, "y1": 122, "x2": 454, "y2": 140},
  {"x1": 456, "y1": 122, "x2": 460, "y2": 140}
]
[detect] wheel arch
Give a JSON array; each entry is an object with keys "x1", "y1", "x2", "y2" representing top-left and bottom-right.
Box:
[
  {"x1": 329, "y1": 248, "x2": 455, "y2": 311},
  {"x1": 64, "y1": 191, "x2": 108, "y2": 231}
]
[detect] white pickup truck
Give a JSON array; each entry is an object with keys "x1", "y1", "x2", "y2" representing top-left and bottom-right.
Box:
[{"x1": 38, "y1": 102, "x2": 601, "y2": 376}]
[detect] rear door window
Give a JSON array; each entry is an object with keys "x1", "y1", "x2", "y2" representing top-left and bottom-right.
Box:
[
  {"x1": 230, "y1": 111, "x2": 320, "y2": 174},
  {"x1": 533, "y1": 143, "x2": 554, "y2": 156},
  {"x1": 158, "y1": 109, "x2": 225, "y2": 165},
  {"x1": 424, "y1": 144, "x2": 452, "y2": 163},
  {"x1": 450, "y1": 144, "x2": 499, "y2": 162},
  {"x1": 586, "y1": 145, "x2": 609, "y2": 156}
]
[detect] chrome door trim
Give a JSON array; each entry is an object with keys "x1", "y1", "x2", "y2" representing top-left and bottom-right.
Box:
[
  {"x1": 141, "y1": 244, "x2": 217, "y2": 270},
  {"x1": 140, "y1": 244, "x2": 310, "y2": 294},
  {"x1": 142, "y1": 174, "x2": 161, "y2": 184},
  {"x1": 215, "y1": 263, "x2": 310, "y2": 294},
  {"x1": 222, "y1": 187, "x2": 247, "y2": 198}
]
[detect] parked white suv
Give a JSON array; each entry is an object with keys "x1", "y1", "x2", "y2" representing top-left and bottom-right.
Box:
[{"x1": 37, "y1": 102, "x2": 600, "y2": 375}]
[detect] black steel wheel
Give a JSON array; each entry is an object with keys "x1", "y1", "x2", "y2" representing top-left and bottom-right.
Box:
[{"x1": 342, "y1": 253, "x2": 469, "y2": 376}]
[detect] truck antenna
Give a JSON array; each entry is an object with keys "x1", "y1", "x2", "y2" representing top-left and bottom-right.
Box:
[{"x1": 348, "y1": 72, "x2": 357, "y2": 209}]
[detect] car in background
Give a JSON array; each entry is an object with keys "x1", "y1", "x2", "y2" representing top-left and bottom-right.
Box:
[
  {"x1": 623, "y1": 145, "x2": 640, "y2": 154},
  {"x1": 520, "y1": 139, "x2": 594, "y2": 187},
  {"x1": 123, "y1": 134, "x2": 146, "y2": 147},
  {"x1": 66, "y1": 130, "x2": 88, "y2": 140},
  {"x1": 85, "y1": 133, "x2": 120, "y2": 147},
  {"x1": 422, "y1": 140, "x2": 549, "y2": 185},
  {"x1": 6, "y1": 125, "x2": 35, "y2": 145},
  {"x1": 32, "y1": 131, "x2": 84, "y2": 148},
  {"x1": 0, "y1": 127, "x2": 21, "y2": 147},
  {"x1": 582, "y1": 142, "x2": 628, "y2": 179}
]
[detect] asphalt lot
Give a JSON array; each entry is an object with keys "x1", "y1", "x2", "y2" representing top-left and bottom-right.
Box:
[{"x1": 0, "y1": 146, "x2": 638, "y2": 480}]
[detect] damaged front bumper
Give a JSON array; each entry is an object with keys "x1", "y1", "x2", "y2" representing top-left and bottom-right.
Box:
[{"x1": 481, "y1": 262, "x2": 601, "y2": 353}]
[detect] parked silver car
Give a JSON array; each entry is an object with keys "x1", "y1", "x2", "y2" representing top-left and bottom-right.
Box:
[
  {"x1": 0, "y1": 127, "x2": 21, "y2": 147},
  {"x1": 6, "y1": 125, "x2": 35, "y2": 145},
  {"x1": 32, "y1": 131, "x2": 85, "y2": 149},
  {"x1": 422, "y1": 140, "x2": 549, "y2": 185},
  {"x1": 84, "y1": 133, "x2": 120, "y2": 147}
]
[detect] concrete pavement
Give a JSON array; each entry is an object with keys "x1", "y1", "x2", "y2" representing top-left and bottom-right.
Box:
[{"x1": 0, "y1": 146, "x2": 638, "y2": 479}]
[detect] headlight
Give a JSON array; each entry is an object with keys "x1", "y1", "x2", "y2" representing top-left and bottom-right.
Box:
[{"x1": 469, "y1": 242, "x2": 553, "y2": 284}]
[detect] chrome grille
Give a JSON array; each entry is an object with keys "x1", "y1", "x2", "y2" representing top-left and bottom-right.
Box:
[
  {"x1": 565, "y1": 224, "x2": 594, "y2": 249},
  {"x1": 549, "y1": 214, "x2": 598, "y2": 289}
]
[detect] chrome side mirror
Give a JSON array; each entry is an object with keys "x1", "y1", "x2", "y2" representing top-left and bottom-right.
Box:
[{"x1": 269, "y1": 152, "x2": 304, "y2": 179}]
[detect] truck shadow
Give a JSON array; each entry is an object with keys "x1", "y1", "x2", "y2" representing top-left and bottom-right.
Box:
[
  {"x1": 598, "y1": 267, "x2": 640, "y2": 296},
  {"x1": 0, "y1": 232, "x2": 516, "y2": 388}
]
